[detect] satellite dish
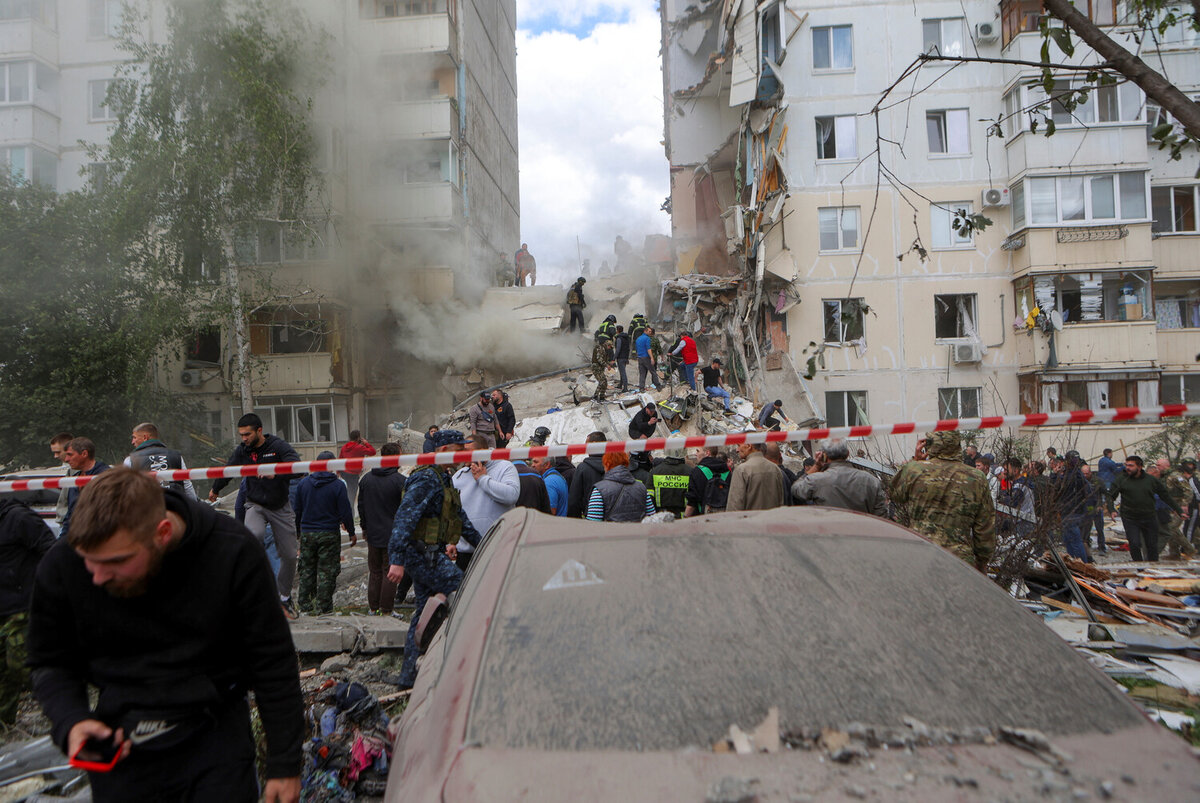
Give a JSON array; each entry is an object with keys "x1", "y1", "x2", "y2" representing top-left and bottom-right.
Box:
[{"x1": 1050, "y1": 310, "x2": 1064, "y2": 331}]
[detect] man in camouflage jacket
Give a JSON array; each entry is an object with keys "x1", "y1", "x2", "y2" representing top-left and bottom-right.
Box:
[
  {"x1": 591, "y1": 335, "x2": 614, "y2": 401},
  {"x1": 890, "y1": 430, "x2": 995, "y2": 572},
  {"x1": 1156, "y1": 458, "x2": 1195, "y2": 559}
]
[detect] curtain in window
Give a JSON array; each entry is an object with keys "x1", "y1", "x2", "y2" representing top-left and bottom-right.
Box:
[
  {"x1": 834, "y1": 116, "x2": 856, "y2": 158},
  {"x1": 1030, "y1": 178, "x2": 1057, "y2": 223},
  {"x1": 1087, "y1": 381, "x2": 1108, "y2": 410},
  {"x1": 1138, "y1": 381, "x2": 1158, "y2": 407},
  {"x1": 1060, "y1": 176, "x2": 1085, "y2": 220},
  {"x1": 946, "y1": 109, "x2": 969, "y2": 152},
  {"x1": 1156, "y1": 299, "x2": 1183, "y2": 329},
  {"x1": 926, "y1": 114, "x2": 946, "y2": 152},
  {"x1": 850, "y1": 391, "x2": 869, "y2": 425},
  {"x1": 818, "y1": 209, "x2": 839, "y2": 250},
  {"x1": 1042, "y1": 383, "x2": 1059, "y2": 414},
  {"x1": 815, "y1": 118, "x2": 834, "y2": 157}
]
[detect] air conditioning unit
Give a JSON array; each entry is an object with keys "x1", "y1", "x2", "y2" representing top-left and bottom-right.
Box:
[
  {"x1": 953, "y1": 343, "x2": 983, "y2": 364},
  {"x1": 180, "y1": 369, "x2": 203, "y2": 387},
  {"x1": 981, "y1": 187, "x2": 1010, "y2": 207},
  {"x1": 975, "y1": 22, "x2": 999, "y2": 44}
]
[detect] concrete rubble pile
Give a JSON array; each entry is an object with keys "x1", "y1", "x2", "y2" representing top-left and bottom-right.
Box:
[{"x1": 1020, "y1": 558, "x2": 1200, "y2": 742}]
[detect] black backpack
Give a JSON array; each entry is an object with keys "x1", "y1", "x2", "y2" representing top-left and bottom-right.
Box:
[{"x1": 699, "y1": 465, "x2": 730, "y2": 512}]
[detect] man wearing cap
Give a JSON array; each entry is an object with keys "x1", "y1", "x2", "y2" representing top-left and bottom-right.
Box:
[
  {"x1": 628, "y1": 402, "x2": 659, "y2": 441},
  {"x1": 591, "y1": 333, "x2": 614, "y2": 401},
  {"x1": 387, "y1": 430, "x2": 481, "y2": 690},
  {"x1": 758, "y1": 400, "x2": 790, "y2": 431},
  {"x1": 701, "y1": 358, "x2": 731, "y2": 412},
  {"x1": 468, "y1": 392, "x2": 498, "y2": 448},
  {"x1": 293, "y1": 451, "x2": 356, "y2": 615},
  {"x1": 889, "y1": 430, "x2": 995, "y2": 572}
]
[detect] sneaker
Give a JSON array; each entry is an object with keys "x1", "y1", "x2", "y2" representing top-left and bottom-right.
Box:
[
  {"x1": 367, "y1": 609, "x2": 380, "y2": 616},
  {"x1": 391, "y1": 611, "x2": 406, "y2": 621},
  {"x1": 280, "y1": 598, "x2": 298, "y2": 620}
]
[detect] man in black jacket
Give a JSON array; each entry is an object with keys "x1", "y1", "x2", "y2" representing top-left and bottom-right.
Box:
[
  {"x1": 567, "y1": 432, "x2": 608, "y2": 518},
  {"x1": 125, "y1": 422, "x2": 197, "y2": 499},
  {"x1": 490, "y1": 389, "x2": 517, "y2": 448},
  {"x1": 628, "y1": 403, "x2": 659, "y2": 440},
  {"x1": 28, "y1": 469, "x2": 303, "y2": 803},
  {"x1": 0, "y1": 499, "x2": 54, "y2": 724},
  {"x1": 209, "y1": 413, "x2": 301, "y2": 618},
  {"x1": 358, "y1": 443, "x2": 408, "y2": 617},
  {"x1": 612, "y1": 325, "x2": 631, "y2": 392},
  {"x1": 512, "y1": 459, "x2": 552, "y2": 513}
]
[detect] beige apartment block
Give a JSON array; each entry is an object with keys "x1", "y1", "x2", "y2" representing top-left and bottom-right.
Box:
[
  {"x1": 661, "y1": 0, "x2": 1199, "y2": 460},
  {"x1": 2, "y1": 0, "x2": 519, "y2": 457}
]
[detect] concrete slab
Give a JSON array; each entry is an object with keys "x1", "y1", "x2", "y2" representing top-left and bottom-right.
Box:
[{"x1": 288, "y1": 613, "x2": 408, "y2": 654}]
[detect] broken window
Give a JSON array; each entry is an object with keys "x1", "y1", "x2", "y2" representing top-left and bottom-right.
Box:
[
  {"x1": 812, "y1": 25, "x2": 852, "y2": 70},
  {"x1": 815, "y1": 115, "x2": 856, "y2": 160},
  {"x1": 186, "y1": 327, "x2": 221, "y2": 365},
  {"x1": 250, "y1": 306, "x2": 335, "y2": 355},
  {"x1": 826, "y1": 390, "x2": 869, "y2": 428},
  {"x1": 1042, "y1": 379, "x2": 1141, "y2": 413},
  {"x1": 934, "y1": 293, "x2": 977, "y2": 340},
  {"x1": 761, "y1": 3, "x2": 782, "y2": 64},
  {"x1": 1152, "y1": 185, "x2": 1199, "y2": 233},
  {"x1": 1155, "y1": 281, "x2": 1200, "y2": 329},
  {"x1": 922, "y1": 18, "x2": 964, "y2": 57},
  {"x1": 1162, "y1": 374, "x2": 1200, "y2": 404},
  {"x1": 926, "y1": 109, "x2": 969, "y2": 155},
  {"x1": 930, "y1": 202, "x2": 974, "y2": 248},
  {"x1": 938, "y1": 387, "x2": 980, "y2": 419},
  {"x1": 1014, "y1": 271, "x2": 1151, "y2": 323},
  {"x1": 817, "y1": 207, "x2": 859, "y2": 251},
  {"x1": 253, "y1": 401, "x2": 337, "y2": 445},
  {"x1": 823, "y1": 298, "x2": 865, "y2": 344}
]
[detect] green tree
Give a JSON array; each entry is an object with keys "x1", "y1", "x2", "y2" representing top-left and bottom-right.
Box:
[
  {"x1": 1141, "y1": 418, "x2": 1200, "y2": 463},
  {"x1": 101, "y1": 0, "x2": 328, "y2": 412}
]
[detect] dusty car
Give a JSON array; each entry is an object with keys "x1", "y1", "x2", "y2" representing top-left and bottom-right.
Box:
[{"x1": 386, "y1": 507, "x2": 1200, "y2": 801}]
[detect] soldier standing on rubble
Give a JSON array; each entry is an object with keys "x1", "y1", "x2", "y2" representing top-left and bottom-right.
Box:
[
  {"x1": 889, "y1": 430, "x2": 995, "y2": 573},
  {"x1": 591, "y1": 334, "x2": 614, "y2": 401},
  {"x1": 387, "y1": 430, "x2": 481, "y2": 690},
  {"x1": 566, "y1": 277, "x2": 587, "y2": 333},
  {"x1": 1153, "y1": 458, "x2": 1195, "y2": 560}
]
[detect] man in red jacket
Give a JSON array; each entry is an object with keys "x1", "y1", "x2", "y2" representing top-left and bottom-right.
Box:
[
  {"x1": 669, "y1": 331, "x2": 700, "y2": 390},
  {"x1": 338, "y1": 430, "x2": 376, "y2": 507}
]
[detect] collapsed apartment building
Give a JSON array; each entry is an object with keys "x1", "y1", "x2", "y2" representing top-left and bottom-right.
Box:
[{"x1": 659, "y1": 0, "x2": 1200, "y2": 459}]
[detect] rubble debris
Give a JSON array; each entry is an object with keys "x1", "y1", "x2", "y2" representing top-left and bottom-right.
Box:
[
  {"x1": 705, "y1": 776, "x2": 758, "y2": 803},
  {"x1": 300, "y1": 680, "x2": 393, "y2": 800}
]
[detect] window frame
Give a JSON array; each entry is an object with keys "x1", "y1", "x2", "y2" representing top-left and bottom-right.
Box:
[
  {"x1": 1161, "y1": 374, "x2": 1200, "y2": 405},
  {"x1": 88, "y1": 78, "x2": 119, "y2": 122},
  {"x1": 815, "y1": 114, "x2": 857, "y2": 161},
  {"x1": 0, "y1": 61, "x2": 31, "y2": 104},
  {"x1": 825, "y1": 390, "x2": 869, "y2": 428},
  {"x1": 930, "y1": 202, "x2": 975, "y2": 249},
  {"x1": 1151, "y1": 185, "x2": 1199, "y2": 234},
  {"x1": 811, "y1": 24, "x2": 853, "y2": 71},
  {"x1": 926, "y1": 108, "x2": 970, "y2": 156},
  {"x1": 87, "y1": 0, "x2": 122, "y2": 40},
  {"x1": 922, "y1": 17, "x2": 965, "y2": 57},
  {"x1": 817, "y1": 206, "x2": 860, "y2": 252},
  {"x1": 934, "y1": 293, "x2": 979, "y2": 341},
  {"x1": 822, "y1": 297, "x2": 865, "y2": 344},
  {"x1": 938, "y1": 387, "x2": 981, "y2": 420},
  {"x1": 1023, "y1": 171, "x2": 1148, "y2": 226}
]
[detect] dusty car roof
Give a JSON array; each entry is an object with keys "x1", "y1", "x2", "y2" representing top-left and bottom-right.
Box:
[{"x1": 464, "y1": 508, "x2": 1143, "y2": 752}]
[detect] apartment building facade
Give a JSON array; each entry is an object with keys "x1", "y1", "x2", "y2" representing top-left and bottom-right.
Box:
[
  {"x1": 0, "y1": 0, "x2": 519, "y2": 456},
  {"x1": 661, "y1": 0, "x2": 1199, "y2": 459}
]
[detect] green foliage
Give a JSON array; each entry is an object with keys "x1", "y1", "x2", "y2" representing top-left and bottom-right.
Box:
[{"x1": 1141, "y1": 418, "x2": 1200, "y2": 464}]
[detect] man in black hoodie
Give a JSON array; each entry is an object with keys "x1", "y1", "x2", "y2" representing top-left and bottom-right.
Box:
[
  {"x1": 0, "y1": 499, "x2": 54, "y2": 724},
  {"x1": 358, "y1": 442, "x2": 408, "y2": 617},
  {"x1": 27, "y1": 468, "x2": 303, "y2": 803},
  {"x1": 567, "y1": 431, "x2": 608, "y2": 517},
  {"x1": 490, "y1": 389, "x2": 517, "y2": 448},
  {"x1": 294, "y1": 452, "x2": 356, "y2": 615},
  {"x1": 210, "y1": 413, "x2": 301, "y2": 618}
]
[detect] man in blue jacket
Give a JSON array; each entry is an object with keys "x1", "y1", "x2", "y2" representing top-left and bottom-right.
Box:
[
  {"x1": 293, "y1": 452, "x2": 356, "y2": 615},
  {"x1": 1097, "y1": 448, "x2": 1121, "y2": 489},
  {"x1": 635, "y1": 326, "x2": 662, "y2": 391}
]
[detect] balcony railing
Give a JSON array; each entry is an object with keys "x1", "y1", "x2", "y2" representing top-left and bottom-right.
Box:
[{"x1": 1016, "y1": 320, "x2": 1158, "y2": 372}]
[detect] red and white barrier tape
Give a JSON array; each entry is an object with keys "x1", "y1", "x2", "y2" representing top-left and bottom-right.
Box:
[{"x1": 4, "y1": 403, "x2": 1198, "y2": 494}]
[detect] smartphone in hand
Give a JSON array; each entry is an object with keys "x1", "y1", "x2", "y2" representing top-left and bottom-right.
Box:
[{"x1": 70, "y1": 736, "x2": 124, "y2": 773}]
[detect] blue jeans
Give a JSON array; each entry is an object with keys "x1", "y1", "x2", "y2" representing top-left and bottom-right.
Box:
[
  {"x1": 1061, "y1": 516, "x2": 1091, "y2": 562},
  {"x1": 705, "y1": 385, "x2": 731, "y2": 411},
  {"x1": 682, "y1": 362, "x2": 697, "y2": 390}
]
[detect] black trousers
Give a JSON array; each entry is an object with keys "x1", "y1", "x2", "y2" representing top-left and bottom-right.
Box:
[
  {"x1": 1121, "y1": 512, "x2": 1160, "y2": 562},
  {"x1": 568, "y1": 305, "x2": 585, "y2": 332},
  {"x1": 1080, "y1": 512, "x2": 1105, "y2": 551},
  {"x1": 616, "y1": 360, "x2": 628, "y2": 391},
  {"x1": 88, "y1": 698, "x2": 258, "y2": 803}
]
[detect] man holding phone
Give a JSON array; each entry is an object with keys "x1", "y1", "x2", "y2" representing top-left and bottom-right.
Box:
[{"x1": 27, "y1": 469, "x2": 303, "y2": 802}]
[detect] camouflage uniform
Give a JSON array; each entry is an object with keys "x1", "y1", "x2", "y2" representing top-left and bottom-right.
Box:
[
  {"x1": 889, "y1": 430, "x2": 996, "y2": 569},
  {"x1": 591, "y1": 338, "x2": 613, "y2": 401},
  {"x1": 1160, "y1": 469, "x2": 1195, "y2": 559},
  {"x1": 389, "y1": 464, "x2": 481, "y2": 688},
  {"x1": 297, "y1": 532, "x2": 341, "y2": 615},
  {"x1": 0, "y1": 612, "x2": 29, "y2": 724}
]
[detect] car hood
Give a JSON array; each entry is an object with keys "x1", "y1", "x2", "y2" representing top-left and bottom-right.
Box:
[{"x1": 438, "y1": 723, "x2": 1199, "y2": 802}]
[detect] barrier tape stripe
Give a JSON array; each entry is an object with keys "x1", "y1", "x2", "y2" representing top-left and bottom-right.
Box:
[{"x1": 3, "y1": 403, "x2": 1198, "y2": 494}]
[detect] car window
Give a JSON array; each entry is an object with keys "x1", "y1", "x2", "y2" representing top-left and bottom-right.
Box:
[{"x1": 465, "y1": 532, "x2": 1142, "y2": 751}]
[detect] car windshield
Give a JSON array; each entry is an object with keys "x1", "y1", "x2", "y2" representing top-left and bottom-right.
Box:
[{"x1": 465, "y1": 531, "x2": 1142, "y2": 751}]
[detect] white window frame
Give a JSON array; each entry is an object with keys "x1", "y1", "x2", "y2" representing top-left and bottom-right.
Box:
[
  {"x1": 1025, "y1": 172, "x2": 1148, "y2": 225},
  {"x1": 822, "y1": 298, "x2": 865, "y2": 344},
  {"x1": 931, "y1": 202, "x2": 974, "y2": 249},
  {"x1": 811, "y1": 25, "x2": 853, "y2": 71},
  {"x1": 1161, "y1": 374, "x2": 1200, "y2": 405},
  {"x1": 88, "y1": 0, "x2": 122, "y2": 39},
  {"x1": 815, "y1": 115, "x2": 856, "y2": 160},
  {"x1": 926, "y1": 109, "x2": 970, "y2": 155},
  {"x1": 0, "y1": 61, "x2": 31, "y2": 104},
  {"x1": 825, "y1": 390, "x2": 869, "y2": 428},
  {"x1": 1151, "y1": 185, "x2": 1199, "y2": 234},
  {"x1": 934, "y1": 293, "x2": 978, "y2": 341},
  {"x1": 88, "y1": 78, "x2": 118, "y2": 122},
  {"x1": 922, "y1": 18, "x2": 964, "y2": 57},
  {"x1": 818, "y1": 206, "x2": 859, "y2": 252},
  {"x1": 938, "y1": 387, "x2": 981, "y2": 419},
  {"x1": 253, "y1": 402, "x2": 337, "y2": 446},
  {"x1": 1021, "y1": 79, "x2": 1143, "y2": 130}
]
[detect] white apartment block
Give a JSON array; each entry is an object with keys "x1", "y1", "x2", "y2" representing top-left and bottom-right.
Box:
[
  {"x1": 1, "y1": 0, "x2": 520, "y2": 456},
  {"x1": 662, "y1": 0, "x2": 1199, "y2": 459}
]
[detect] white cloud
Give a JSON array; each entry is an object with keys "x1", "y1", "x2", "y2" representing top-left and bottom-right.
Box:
[{"x1": 516, "y1": 2, "x2": 670, "y2": 285}]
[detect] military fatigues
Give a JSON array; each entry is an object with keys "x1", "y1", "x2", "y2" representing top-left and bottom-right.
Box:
[
  {"x1": 297, "y1": 532, "x2": 341, "y2": 614},
  {"x1": 1161, "y1": 469, "x2": 1196, "y2": 559},
  {"x1": 591, "y1": 339, "x2": 613, "y2": 401},
  {"x1": 389, "y1": 465, "x2": 481, "y2": 688},
  {"x1": 889, "y1": 431, "x2": 996, "y2": 569}
]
